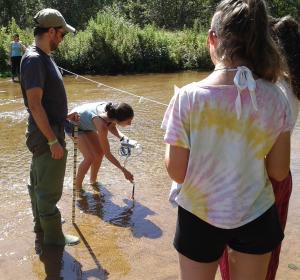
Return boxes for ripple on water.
[0,108,28,123]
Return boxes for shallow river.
[0,72,299,280]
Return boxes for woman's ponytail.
[213,0,284,82]
[105,102,117,119]
[245,0,283,81]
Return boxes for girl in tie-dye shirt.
[163,76,291,228]
[219,15,300,280]
[162,1,292,279]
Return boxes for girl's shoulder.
[256,79,289,103]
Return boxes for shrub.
[1,11,212,76]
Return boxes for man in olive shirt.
[21,8,79,247]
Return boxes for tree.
[119,0,220,30]
[0,0,298,31]
[41,0,114,29]
[0,0,44,27]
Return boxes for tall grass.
[0,11,212,75]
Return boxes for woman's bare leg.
[178,253,219,280]
[90,160,102,185]
[87,133,104,184]
[229,250,271,280]
[76,132,100,190]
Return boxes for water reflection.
[39,245,65,280]
[39,245,82,280]
[73,224,109,280]
[38,239,109,280]
[77,184,162,239]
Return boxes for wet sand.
[0,73,299,279]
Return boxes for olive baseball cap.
[33,8,76,33]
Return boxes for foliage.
[109,0,299,30]
[0,27,9,72]
[0,1,298,75]
[0,1,298,31]
[54,10,211,74]
[41,0,114,30]
[266,0,300,19]
[0,0,43,27]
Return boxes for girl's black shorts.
[174,204,284,263]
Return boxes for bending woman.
[66,102,134,194]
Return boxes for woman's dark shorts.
[174,204,284,263]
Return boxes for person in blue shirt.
[9,33,26,82]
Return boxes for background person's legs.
[15,56,22,81]
[11,56,17,81]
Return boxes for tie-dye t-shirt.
[162,79,292,229]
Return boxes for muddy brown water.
[0,72,299,280]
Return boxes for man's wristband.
[48,138,58,146]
